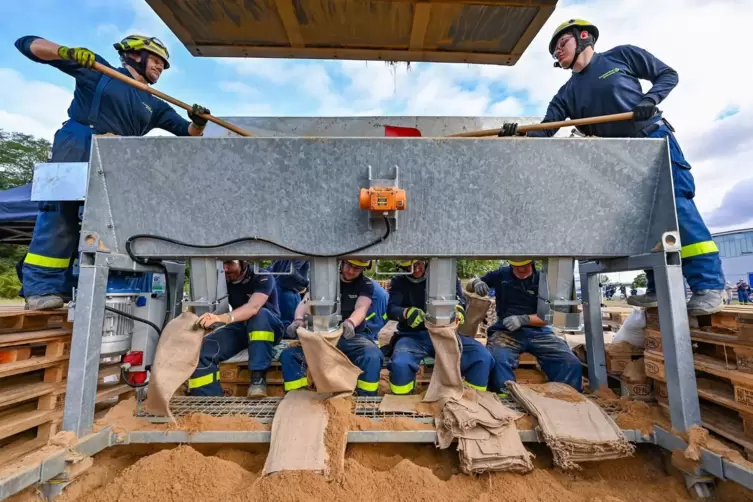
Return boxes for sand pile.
[175,414,269,433]
[38,444,753,502]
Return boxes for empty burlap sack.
[458,293,493,337]
[423,321,463,402]
[144,312,203,418]
[298,327,361,394]
[264,390,329,475]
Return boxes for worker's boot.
[25,294,65,311]
[686,289,724,316]
[247,371,267,398]
[626,292,658,308]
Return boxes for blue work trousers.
[644,125,724,293]
[277,287,302,327]
[487,325,582,394]
[387,331,493,395]
[280,334,383,396]
[188,308,283,396]
[21,121,93,298]
[739,290,750,304]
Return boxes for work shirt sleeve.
[526,88,569,138]
[480,269,502,291]
[617,45,678,105]
[291,260,310,290]
[455,279,467,310]
[358,276,375,301]
[250,274,276,297]
[387,278,406,321]
[149,101,191,136]
[15,35,114,80]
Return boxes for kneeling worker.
[388,260,493,395]
[189,260,284,398]
[281,260,384,395]
[470,260,582,395]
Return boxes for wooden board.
[0,310,68,335]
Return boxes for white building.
[713,228,753,285]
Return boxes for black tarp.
[0,184,37,245]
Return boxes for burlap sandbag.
[144,312,204,418]
[298,327,361,394]
[423,321,464,402]
[457,293,493,337]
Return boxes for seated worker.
[269,260,310,325]
[470,260,582,395]
[189,260,283,398]
[365,277,389,337]
[280,260,384,395]
[387,260,493,395]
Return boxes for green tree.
[0,129,51,190]
[632,273,647,289]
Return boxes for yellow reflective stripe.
[382,313,388,320]
[249,330,275,342]
[390,380,415,395]
[497,392,509,398]
[24,253,71,268]
[284,377,308,391]
[365,312,376,321]
[681,240,719,259]
[464,381,487,392]
[357,380,379,392]
[188,371,220,389]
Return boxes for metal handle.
[253,262,294,276]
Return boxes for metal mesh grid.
[139,394,624,424]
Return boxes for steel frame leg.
[188,258,226,316]
[309,258,339,331]
[580,270,607,390]
[426,258,457,325]
[654,251,701,431]
[63,253,109,436]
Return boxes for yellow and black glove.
[404,307,425,329]
[454,305,465,325]
[57,46,96,68]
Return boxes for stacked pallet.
[0,308,134,464]
[644,306,753,457]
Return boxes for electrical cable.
[124,216,392,327]
[121,366,150,388]
[105,306,163,337]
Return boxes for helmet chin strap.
[124,50,156,84]
[554,28,595,70]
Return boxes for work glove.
[498,122,520,137]
[632,98,658,121]
[286,318,305,338]
[502,314,530,332]
[472,279,490,297]
[454,305,465,325]
[404,307,425,329]
[341,319,356,340]
[57,46,96,68]
[188,104,210,129]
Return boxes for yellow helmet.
[114,35,170,68]
[345,259,372,268]
[398,259,420,268]
[548,19,599,55]
[508,260,533,267]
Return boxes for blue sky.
[1,0,752,234]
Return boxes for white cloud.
[489,97,525,117]
[0,68,71,141]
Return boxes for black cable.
[121,366,149,388]
[125,215,391,259]
[124,216,392,326]
[105,306,163,337]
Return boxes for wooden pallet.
[645,306,753,338]
[604,342,644,375]
[0,309,68,335]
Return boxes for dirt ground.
[6,442,753,502]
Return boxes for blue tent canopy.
[0,183,37,244]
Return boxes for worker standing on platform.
[269,260,310,326]
[470,260,582,395]
[280,260,384,395]
[188,260,283,398]
[14,35,210,311]
[387,260,492,395]
[498,19,725,316]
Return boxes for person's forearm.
[29,38,62,61]
[231,293,267,322]
[188,123,204,136]
[528,314,548,327]
[348,306,368,327]
[293,298,309,320]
